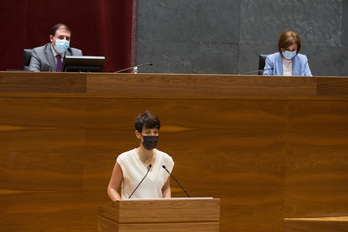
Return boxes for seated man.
[29,23,82,72]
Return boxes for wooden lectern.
[98,197,220,232]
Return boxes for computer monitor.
[62,56,105,72]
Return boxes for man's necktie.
[56,54,62,72]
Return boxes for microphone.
[237,68,273,75]
[114,63,153,73]
[162,165,190,197]
[128,164,152,199]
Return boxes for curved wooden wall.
[0,72,348,232]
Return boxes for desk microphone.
[237,68,273,75]
[162,165,190,197]
[128,164,152,199]
[114,63,153,73]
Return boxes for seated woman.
[263,31,312,76]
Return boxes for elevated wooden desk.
[1,71,348,97]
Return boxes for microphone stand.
[128,164,152,199]
[237,68,273,75]
[114,63,152,73]
[162,165,190,197]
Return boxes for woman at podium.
[107,111,174,201]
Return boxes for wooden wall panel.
[0,191,84,232]
[0,97,86,232]
[285,99,348,217]
[83,98,288,232]
[1,72,348,232]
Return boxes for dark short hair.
[50,23,72,37]
[135,111,161,134]
[278,31,301,54]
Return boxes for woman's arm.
[162,177,171,198]
[263,56,274,76]
[107,162,123,201]
[304,56,312,76]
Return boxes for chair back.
[23,49,33,71]
[258,54,269,75]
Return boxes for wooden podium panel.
[98,198,220,232]
[98,219,218,232]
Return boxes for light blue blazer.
[263,52,312,76]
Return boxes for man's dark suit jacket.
[29,43,83,72]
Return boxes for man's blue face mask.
[54,39,69,53]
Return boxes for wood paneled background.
[1,72,348,232]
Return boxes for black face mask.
[142,136,158,150]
